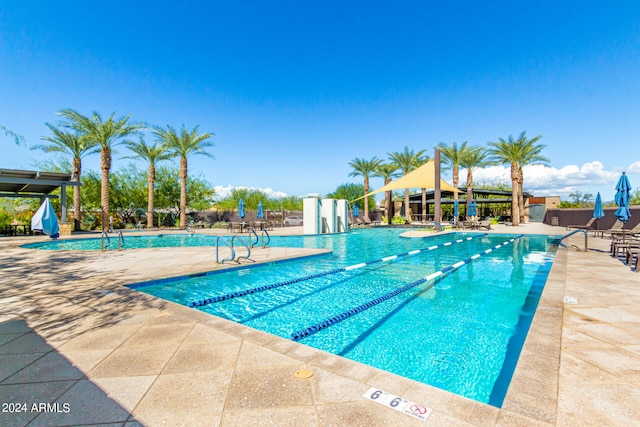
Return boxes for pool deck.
[1,224,639,426]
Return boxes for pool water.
[127,229,558,407]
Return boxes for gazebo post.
[60,184,67,223]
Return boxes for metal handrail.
[215,236,235,263]
[231,235,254,263]
[117,231,125,251]
[261,229,271,248]
[559,229,588,252]
[248,227,259,247]
[101,230,110,251]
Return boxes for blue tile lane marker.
[188,234,489,308]
[290,235,524,342]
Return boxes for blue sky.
[1,1,639,202]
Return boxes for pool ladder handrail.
[559,229,588,252]
[247,227,271,248]
[261,228,270,248]
[117,230,124,251]
[215,235,255,263]
[101,230,110,251]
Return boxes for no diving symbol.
[410,404,427,415]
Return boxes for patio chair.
[600,220,624,238]
[605,222,640,240]
[566,217,596,231]
[477,217,492,230]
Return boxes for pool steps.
[189,234,488,308]
[290,234,524,342]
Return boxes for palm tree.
[1,124,25,145]
[460,146,494,216]
[58,109,145,231]
[488,131,547,225]
[436,141,470,204]
[154,125,215,229]
[124,138,172,229]
[348,157,382,221]
[388,146,427,221]
[32,123,100,231]
[373,163,400,224]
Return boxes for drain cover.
[293,369,313,379]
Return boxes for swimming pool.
[127,229,559,407]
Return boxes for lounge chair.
[354,217,365,226]
[604,221,639,239]
[566,217,596,231]
[477,217,492,230]
[600,220,624,238]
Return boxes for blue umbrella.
[614,172,631,223]
[257,201,264,219]
[468,200,477,217]
[31,198,60,239]
[238,199,245,220]
[353,204,359,218]
[593,192,605,230]
[453,200,459,222]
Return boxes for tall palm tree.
[124,138,172,229]
[32,123,100,231]
[58,109,145,231]
[154,125,215,229]
[460,146,494,216]
[388,146,427,221]
[1,124,25,145]
[436,141,470,204]
[488,131,547,226]
[373,163,400,224]
[348,157,382,221]
[417,155,432,221]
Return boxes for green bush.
[392,216,405,224]
[212,221,229,229]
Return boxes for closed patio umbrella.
[614,172,631,225]
[468,200,477,218]
[238,199,245,220]
[353,204,359,218]
[453,200,459,224]
[593,192,605,230]
[31,198,60,239]
[257,201,264,219]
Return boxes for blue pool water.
[123,229,559,407]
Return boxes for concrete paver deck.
[1,224,639,426]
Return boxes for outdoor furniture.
[566,217,596,231]
[477,217,493,230]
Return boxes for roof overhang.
[0,168,80,199]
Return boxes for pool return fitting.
[189,234,488,308]
[290,234,524,342]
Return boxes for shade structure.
[31,198,60,238]
[238,199,245,220]
[356,160,459,200]
[257,201,264,219]
[614,172,631,223]
[353,204,359,218]
[468,200,477,217]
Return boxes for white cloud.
[628,161,640,174]
[459,161,621,198]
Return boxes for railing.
[261,229,271,248]
[248,228,259,247]
[231,235,254,263]
[117,231,125,251]
[215,236,235,263]
[559,229,588,252]
[101,230,110,251]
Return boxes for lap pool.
[121,228,559,407]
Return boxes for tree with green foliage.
[1,124,25,145]
[348,157,382,221]
[58,109,145,231]
[124,138,172,228]
[460,146,494,215]
[32,123,100,231]
[388,146,427,220]
[373,163,400,224]
[153,125,214,229]
[327,183,376,212]
[488,131,547,225]
[436,141,470,208]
